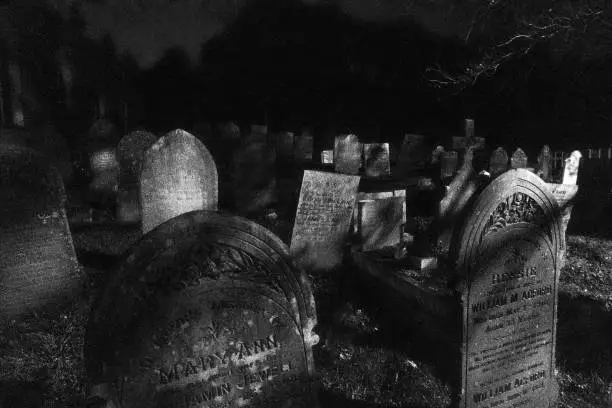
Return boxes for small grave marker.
[357,196,404,251]
[489,147,509,177]
[536,145,553,182]
[363,143,391,178]
[334,134,362,175]
[233,140,277,215]
[290,170,360,271]
[510,148,528,169]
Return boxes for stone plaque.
[440,151,459,179]
[0,145,81,319]
[363,143,391,178]
[277,131,295,159]
[334,134,362,175]
[140,129,218,234]
[85,211,318,408]
[294,131,313,162]
[454,169,561,408]
[116,131,158,223]
[562,151,582,185]
[357,196,404,251]
[396,134,429,175]
[233,140,277,215]
[489,147,509,177]
[510,148,528,169]
[290,170,360,271]
[536,145,552,182]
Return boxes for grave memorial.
[334,134,362,175]
[357,196,404,251]
[85,211,319,408]
[441,151,459,180]
[140,129,218,234]
[510,148,528,169]
[0,145,81,318]
[233,138,277,216]
[562,151,582,185]
[396,134,430,176]
[321,150,333,164]
[489,147,509,178]
[363,143,391,178]
[294,130,313,162]
[290,170,360,271]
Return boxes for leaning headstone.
[562,150,582,185]
[489,147,509,177]
[396,134,429,176]
[357,196,404,251]
[536,145,553,182]
[0,145,81,319]
[233,140,277,215]
[334,134,362,175]
[140,129,218,234]
[116,131,158,223]
[290,170,360,271]
[440,151,459,179]
[510,148,528,169]
[294,130,314,162]
[85,211,319,408]
[363,143,391,178]
[453,169,561,408]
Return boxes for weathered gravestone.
[536,145,553,182]
[85,211,319,408]
[357,196,404,251]
[363,143,391,178]
[396,134,430,176]
[453,168,561,408]
[233,139,277,216]
[441,151,459,180]
[489,147,509,178]
[140,129,218,234]
[290,170,360,272]
[562,151,582,185]
[116,131,158,223]
[510,148,528,169]
[321,150,333,164]
[0,145,81,319]
[294,130,314,163]
[334,134,362,175]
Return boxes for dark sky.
[52,0,467,68]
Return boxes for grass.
[2,229,612,407]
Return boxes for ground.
[1,230,612,407]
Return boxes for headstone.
[334,134,362,175]
[233,140,277,216]
[217,122,241,141]
[85,211,319,408]
[294,130,314,162]
[546,183,578,257]
[290,170,360,271]
[489,147,509,177]
[432,145,445,164]
[0,145,81,319]
[116,131,158,223]
[510,148,528,169]
[357,196,404,251]
[440,151,459,179]
[277,131,295,159]
[396,134,429,175]
[363,143,391,178]
[536,145,552,182]
[140,129,218,234]
[452,137,486,151]
[453,169,561,408]
[465,118,475,139]
[562,151,582,185]
[89,148,120,206]
[321,150,333,164]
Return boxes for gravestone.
[452,137,486,151]
[453,169,561,408]
[489,147,509,177]
[116,131,158,223]
[510,148,528,169]
[89,148,120,209]
[396,134,429,176]
[321,150,333,164]
[363,143,391,178]
[277,131,295,159]
[536,145,552,182]
[562,151,582,185]
[233,140,277,216]
[334,134,362,175]
[546,183,578,262]
[85,211,319,408]
[294,130,314,162]
[0,145,81,319]
[357,196,404,251]
[140,129,218,234]
[440,151,459,179]
[290,170,360,271]
[432,145,445,164]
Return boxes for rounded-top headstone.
[0,145,81,319]
[85,210,318,408]
[140,129,219,234]
[452,169,562,408]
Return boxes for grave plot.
[351,169,563,408]
[85,210,318,408]
[0,144,81,319]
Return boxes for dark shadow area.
[0,379,49,408]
